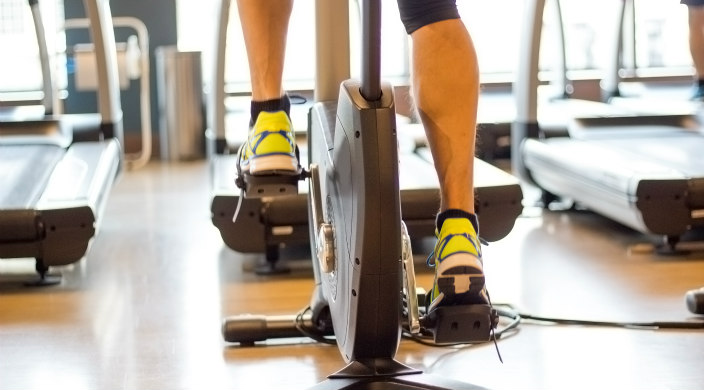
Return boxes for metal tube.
[28,0,58,115]
[360,0,381,101]
[81,0,123,141]
[222,313,321,343]
[514,0,544,124]
[602,0,628,101]
[553,0,569,98]
[209,0,230,142]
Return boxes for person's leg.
[236,0,297,175]
[410,19,478,214]
[238,0,293,102]
[686,5,704,99]
[399,0,486,309]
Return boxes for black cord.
[497,303,704,330]
[517,312,704,330]
[293,303,704,350]
[294,306,336,345]
[401,304,704,350]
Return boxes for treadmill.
[208,0,524,273]
[512,0,704,250]
[0,0,123,284]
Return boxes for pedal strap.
[235,145,304,199]
[421,304,498,344]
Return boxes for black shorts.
[682,0,704,6]
[397,0,460,34]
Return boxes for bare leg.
[237,0,293,101]
[410,19,479,214]
[688,6,704,79]
[235,1,297,177]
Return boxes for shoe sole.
[244,155,298,175]
[436,254,486,305]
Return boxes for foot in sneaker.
[692,85,704,101]
[427,214,488,312]
[237,110,298,175]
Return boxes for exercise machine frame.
[0,0,123,284]
[222,1,503,388]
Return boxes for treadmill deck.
[0,140,121,266]
[524,124,704,237]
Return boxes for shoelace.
[248,129,294,155]
[485,289,503,363]
[426,232,483,267]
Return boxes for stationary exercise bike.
[226,1,497,388]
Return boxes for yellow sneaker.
[427,217,487,312]
[238,111,298,175]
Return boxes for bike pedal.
[421,304,498,344]
[236,170,303,199]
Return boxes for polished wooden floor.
[1,160,703,390]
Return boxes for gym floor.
[1,160,703,390]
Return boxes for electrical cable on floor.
[515,310,704,330]
[294,303,704,351]
[294,306,336,345]
[402,303,704,350]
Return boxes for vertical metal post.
[514,0,544,125]
[511,0,545,183]
[628,0,636,72]
[553,0,569,98]
[314,0,350,102]
[602,0,628,101]
[81,0,123,141]
[208,0,230,149]
[360,0,381,101]
[28,0,58,115]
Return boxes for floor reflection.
[1,161,703,389]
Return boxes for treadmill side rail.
[0,139,121,266]
[37,140,121,222]
[40,140,121,266]
[524,137,693,237]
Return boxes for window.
[0,0,26,34]
[175,0,694,93]
[177,0,410,93]
[632,2,690,73]
[0,0,64,94]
